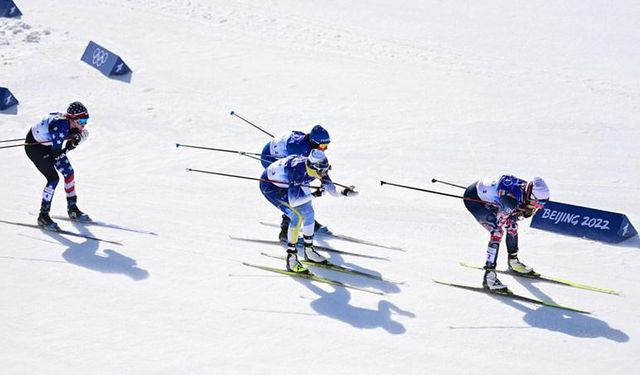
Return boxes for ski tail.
[0,219,123,246]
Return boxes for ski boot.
[279,214,290,242]
[302,235,328,264]
[68,204,91,223]
[286,247,309,274]
[482,268,509,294]
[313,220,330,234]
[508,254,538,277]
[37,211,61,232]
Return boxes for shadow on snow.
[295,278,415,335]
[42,222,149,281]
[498,278,629,342]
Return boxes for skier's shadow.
[313,237,401,294]
[498,279,628,342]
[42,223,149,281]
[294,278,415,334]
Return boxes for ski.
[243,262,384,295]
[0,219,123,246]
[260,252,404,284]
[50,215,158,236]
[433,279,591,314]
[459,262,620,295]
[259,221,404,252]
[229,236,390,261]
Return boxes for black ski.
[243,262,384,295]
[433,279,591,314]
[0,219,123,246]
[260,252,403,284]
[229,236,389,261]
[259,221,404,251]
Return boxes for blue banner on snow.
[531,201,637,244]
[80,41,132,77]
[0,0,22,17]
[0,87,19,110]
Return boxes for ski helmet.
[309,125,330,149]
[66,101,89,119]
[306,149,331,178]
[525,177,550,208]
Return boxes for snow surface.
[2,1,639,374]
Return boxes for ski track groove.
[98,0,640,101]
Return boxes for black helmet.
[66,101,89,119]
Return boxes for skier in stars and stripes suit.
[24,101,91,231]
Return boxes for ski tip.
[186,168,191,172]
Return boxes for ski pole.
[0,140,55,150]
[0,137,25,143]
[380,180,493,205]
[431,178,466,189]
[186,168,321,189]
[176,143,268,162]
[230,111,274,138]
[175,143,263,156]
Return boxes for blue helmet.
[309,125,330,147]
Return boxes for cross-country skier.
[259,149,358,273]
[259,125,332,240]
[24,101,91,231]
[463,175,550,292]
[259,124,331,168]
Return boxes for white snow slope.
[2,1,639,374]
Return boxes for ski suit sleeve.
[49,119,71,157]
[321,175,341,197]
[286,131,311,157]
[287,161,313,207]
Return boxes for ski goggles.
[306,162,331,178]
[78,117,89,125]
[316,143,329,151]
[528,199,548,210]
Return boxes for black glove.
[66,129,89,152]
[341,185,359,197]
[312,186,325,197]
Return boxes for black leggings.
[24,131,79,212]
[24,131,59,188]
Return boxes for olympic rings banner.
[80,41,132,77]
[0,87,19,110]
[0,0,22,18]
[531,200,638,244]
